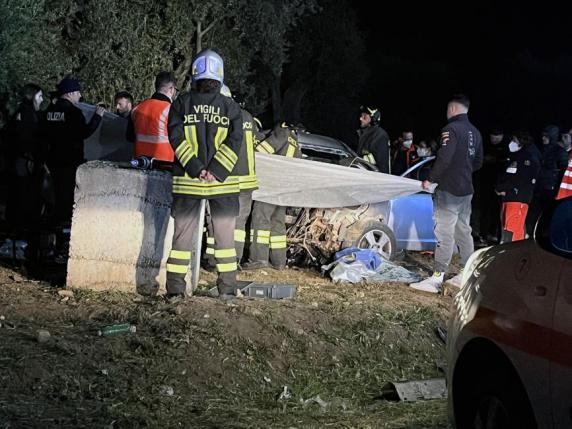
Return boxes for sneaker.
[218,293,235,302]
[446,271,463,288]
[241,260,270,271]
[409,272,444,293]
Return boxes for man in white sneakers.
[410,94,483,293]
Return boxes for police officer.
[166,49,243,301]
[410,94,483,293]
[495,131,541,242]
[243,122,300,270]
[357,106,390,173]
[44,77,104,225]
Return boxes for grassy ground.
[0,260,452,429]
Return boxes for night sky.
[355,2,572,142]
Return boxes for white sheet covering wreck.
[78,103,434,208]
[253,153,434,208]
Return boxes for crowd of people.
[1,47,571,299]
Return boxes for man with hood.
[526,125,568,231]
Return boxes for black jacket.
[5,102,44,170]
[168,89,243,198]
[43,98,102,168]
[537,126,568,192]
[256,123,300,158]
[428,113,483,196]
[496,145,541,204]
[231,108,265,192]
[357,125,390,173]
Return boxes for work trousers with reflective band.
[433,190,474,274]
[501,202,528,243]
[235,191,253,262]
[166,196,239,295]
[249,201,287,267]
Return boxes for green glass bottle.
[98,324,136,337]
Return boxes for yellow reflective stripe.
[214,127,228,150]
[173,175,239,186]
[257,237,270,244]
[245,130,255,176]
[270,242,287,249]
[257,230,271,237]
[216,262,237,273]
[286,143,296,158]
[167,263,188,274]
[214,151,234,172]
[219,143,238,164]
[206,247,215,255]
[270,235,287,242]
[206,237,215,245]
[170,250,190,260]
[235,229,246,242]
[173,185,239,196]
[214,248,236,258]
[256,141,275,154]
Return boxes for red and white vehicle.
[447,196,572,429]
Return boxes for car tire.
[455,363,537,429]
[344,220,396,261]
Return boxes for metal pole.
[190,198,206,293]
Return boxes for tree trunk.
[271,75,282,125]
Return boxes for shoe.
[446,271,463,288]
[271,264,286,271]
[241,261,270,271]
[165,293,185,304]
[409,272,444,293]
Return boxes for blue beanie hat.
[57,78,81,95]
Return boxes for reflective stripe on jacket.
[131,95,174,162]
[167,89,243,199]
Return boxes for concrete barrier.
[66,161,176,294]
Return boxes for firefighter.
[242,122,300,270]
[129,72,178,162]
[357,106,390,173]
[204,86,265,266]
[165,49,243,301]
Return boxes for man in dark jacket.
[392,130,419,175]
[410,94,483,293]
[495,131,540,242]
[526,124,568,231]
[43,77,104,225]
[357,106,390,173]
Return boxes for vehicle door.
[549,197,572,428]
[387,157,436,251]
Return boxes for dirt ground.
[0,252,454,429]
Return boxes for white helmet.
[192,49,224,83]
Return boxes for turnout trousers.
[166,195,239,296]
[248,201,287,268]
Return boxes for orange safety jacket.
[131,93,174,162]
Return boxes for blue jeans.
[433,190,474,273]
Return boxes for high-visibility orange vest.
[131,98,174,162]
[556,157,572,200]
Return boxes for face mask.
[417,148,430,157]
[508,141,520,152]
[403,139,413,149]
[33,91,43,111]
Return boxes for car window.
[550,198,572,254]
[300,147,350,165]
[402,157,434,181]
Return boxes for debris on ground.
[36,329,51,343]
[379,378,447,402]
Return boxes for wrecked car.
[286,132,436,266]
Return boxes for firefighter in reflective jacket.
[357,105,390,173]
[129,71,178,162]
[243,122,300,270]
[165,50,243,300]
[205,87,266,265]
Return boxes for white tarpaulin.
[252,153,435,208]
[78,103,434,209]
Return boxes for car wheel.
[456,364,537,429]
[345,220,396,261]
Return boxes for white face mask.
[417,148,430,157]
[33,91,43,111]
[403,139,413,149]
[508,141,520,153]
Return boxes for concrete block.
[67,161,177,294]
